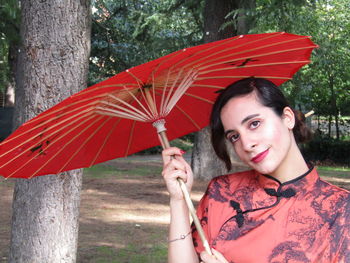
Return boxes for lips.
[251,149,269,163]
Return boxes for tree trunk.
[191,0,254,179]
[9,1,91,262]
[329,75,339,139]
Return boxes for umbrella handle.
[176,177,213,256]
[158,130,213,256]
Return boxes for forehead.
[221,93,265,119]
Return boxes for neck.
[270,139,309,183]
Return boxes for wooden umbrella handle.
[158,130,213,256]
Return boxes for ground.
[1,157,349,263]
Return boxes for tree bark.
[9,1,91,262]
[191,0,254,179]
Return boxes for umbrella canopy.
[0,32,317,179]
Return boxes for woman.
[162,78,350,263]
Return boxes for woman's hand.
[200,249,229,263]
[162,147,194,200]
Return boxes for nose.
[240,134,257,152]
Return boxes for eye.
[228,133,240,143]
[250,120,260,129]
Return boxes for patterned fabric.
[192,167,350,263]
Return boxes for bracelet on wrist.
[167,230,191,243]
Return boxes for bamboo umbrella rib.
[159,67,172,116]
[174,104,201,130]
[68,83,140,100]
[162,67,186,116]
[151,73,158,115]
[29,115,105,179]
[198,60,312,76]
[58,116,113,173]
[95,106,147,122]
[22,93,112,126]
[167,33,287,71]
[1,111,95,169]
[5,114,96,179]
[99,95,151,121]
[124,120,137,157]
[117,84,155,120]
[99,99,148,120]
[195,46,316,72]
[89,118,122,168]
[1,103,98,146]
[196,75,292,81]
[125,69,144,87]
[165,70,197,115]
[0,108,96,159]
[179,36,313,71]
[182,92,216,105]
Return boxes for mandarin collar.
[257,165,317,193]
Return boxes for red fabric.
[192,167,350,262]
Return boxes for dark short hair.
[210,77,312,171]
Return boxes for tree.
[191,0,255,180]
[0,0,20,103]
[89,0,203,85]
[252,0,350,139]
[8,1,91,262]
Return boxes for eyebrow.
[241,113,260,125]
[224,113,260,138]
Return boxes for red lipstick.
[251,149,269,163]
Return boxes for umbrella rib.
[98,94,151,121]
[29,115,105,179]
[89,118,122,167]
[95,106,146,122]
[1,102,98,145]
[174,104,201,130]
[125,120,136,157]
[161,67,187,116]
[0,108,96,160]
[124,70,158,118]
[198,60,312,75]
[182,92,216,105]
[169,32,283,70]
[58,116,112,173]
[99,97,149,120]
[5,114,96,179]
[69,83,140,100]
[195,46,316,72]
[119,86,155,120]
[196,75,292,81]
[181,35,313,70]
[165,69,198,115]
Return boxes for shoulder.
[203,169,256,203]
[208,169,255,187]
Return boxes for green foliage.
[89,0,204,85]
[302,136,350,166]
[0,0,20,92]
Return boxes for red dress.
[192,167,350,263]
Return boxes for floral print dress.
[192,167,350,263]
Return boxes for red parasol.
[0,32,317,254]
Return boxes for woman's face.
[220,92,295,175]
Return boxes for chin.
[249,161,279,176]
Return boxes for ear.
[282,107,295,130]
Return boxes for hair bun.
[293,109,313,143]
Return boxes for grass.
[91,243,167,263]
[83,164,162,178]
[318,166,350,172]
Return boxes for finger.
[163,158,187,175]
[162,147,185,164]
[200,251,215,263]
